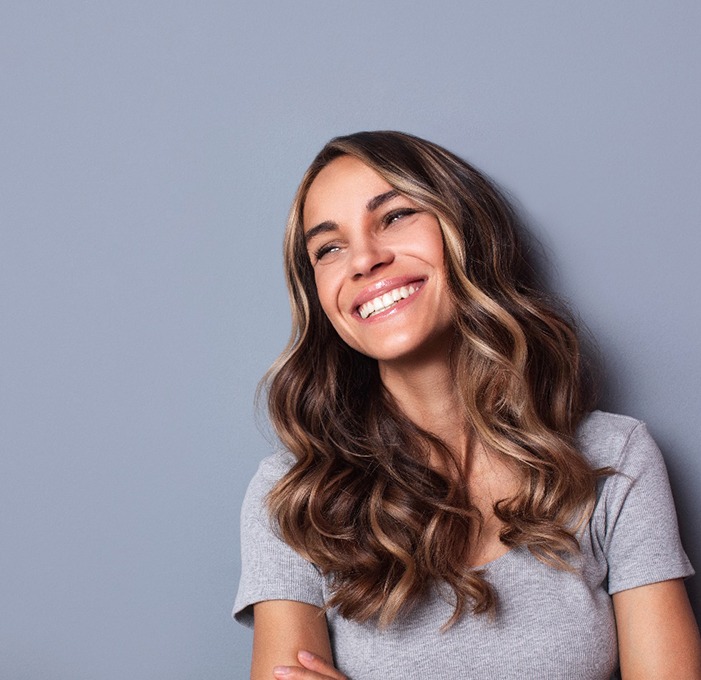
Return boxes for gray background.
[2,1,699,678]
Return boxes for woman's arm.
[251,600,345,680]
[613,578,701,679]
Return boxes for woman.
[234,131,701,679]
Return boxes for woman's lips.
[357,282,423,319]
[351,277,426,320]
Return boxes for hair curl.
[264,131,604,628]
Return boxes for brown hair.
[264,131,603,628]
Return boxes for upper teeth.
[358,284,419,319]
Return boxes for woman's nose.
[349,236,394,279]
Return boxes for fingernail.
[273,666,291,677]
[298,650,315,661]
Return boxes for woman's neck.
[379,353,468,458]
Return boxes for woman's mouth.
[357,283,422,319]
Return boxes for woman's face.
[302,155,455,366]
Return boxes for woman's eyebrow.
[304,190,400,245]
[366,189,399,212]
[304,221,337,245]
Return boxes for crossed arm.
[250,579,701,680]
[251,600,346,680]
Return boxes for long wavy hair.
[264,131,603,628]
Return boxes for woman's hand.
[273,650,348,679]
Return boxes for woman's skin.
[251,601,339,679]
[250,156,701,680]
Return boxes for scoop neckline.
[471,545,522,572]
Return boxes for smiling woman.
[233,131,701,680]
[303,155,453,365]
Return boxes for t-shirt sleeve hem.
[608,563,695,596]
[233,587,327,628]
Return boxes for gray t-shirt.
[234,411,693,679]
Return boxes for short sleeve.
[233,453,325,628]
[600,422,694,594]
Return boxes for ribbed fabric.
[234,411,693,679]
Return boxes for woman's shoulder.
[577,414,694,592]
[243,449,296,503]
[575,409,661,472]
[255,449,296,480]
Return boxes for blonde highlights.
[264,131,603,628]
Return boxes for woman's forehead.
[302,156,395,231]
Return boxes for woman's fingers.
[271,664,340,680]
[272,650,348,679]
[297,650,347,678]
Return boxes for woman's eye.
[313,243,340,261]
[383,208,418,225]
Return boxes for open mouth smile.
[357,283,423,319]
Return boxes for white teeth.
[358,283,421,319]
